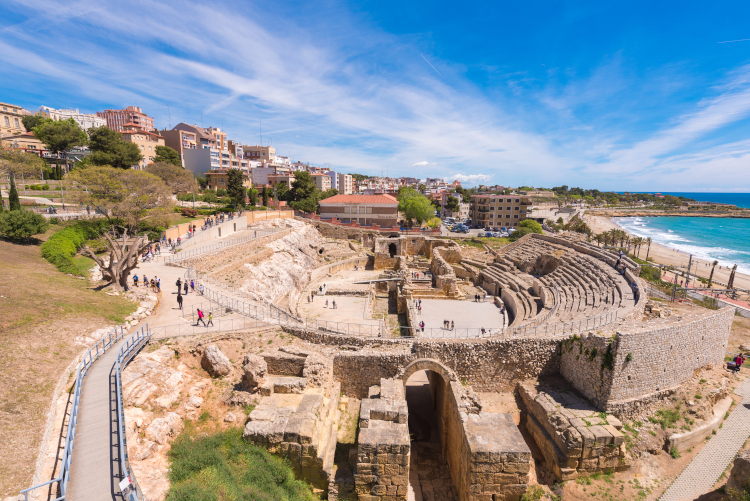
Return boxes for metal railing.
[22,325,128,501]
[114,326,152,501]
[164,228,283,264]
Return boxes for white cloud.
[412,161,433,166]
[445,173,493,184]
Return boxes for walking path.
[65,337,129,501]
[660,376,750,501]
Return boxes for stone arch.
[388,242,397,258]
[397,358,457,388]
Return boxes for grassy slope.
[0,232,133,497]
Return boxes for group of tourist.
[731,354,746,373]
[141,243,161,262]
[325,299,337,309]
[194,308,214,327]
[410,271,423,279]
[443,319,455,330]
[132,274,160,292]
[473,293,486,302]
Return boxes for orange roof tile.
[319,194,398,205]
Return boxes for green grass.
[167,427,318,501]
[649,407,682,430]
[71,255,95,278]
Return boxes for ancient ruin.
[116,217,735,501]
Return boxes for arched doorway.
[388,242,397,258]
[399,360,459,500]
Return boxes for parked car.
[484,227,491,231]
[493,227,500,232]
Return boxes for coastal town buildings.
[0,131,47,156]
[338,173,353,194]
[318,194,399,226]
[0,102,27,136]
[38,106,106,130]
[243,145,276,164]
[205,168,252,190]
[311,172,332,191]
[469,194,532,228]
[96,106,154,132]
[121,123,165,169]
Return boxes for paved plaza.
[299,295,381,326]
[414,298,505,337]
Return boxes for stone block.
[372,485,387,496]
[491,473,518,484]
[503,462,531,474]
[576,426,596,449]
[391,475,408,486]
[588,425,612,446]
[601,425,624,446]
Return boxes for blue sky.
[2,0,750,190]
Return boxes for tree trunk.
[708,264,716,288]
[82,230,149,291]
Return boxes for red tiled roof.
[319,194,398,205]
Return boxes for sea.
[620,192,750,209]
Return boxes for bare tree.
[81,229,150,290]
[146,161,199,194]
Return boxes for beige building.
[311,172,332,191]
[121,123,165,169]
[205,168,252,190]
[469,194,532,228]
[97,106,154,132]
[244,145,276,163]
[337,173,353,194]
[0,132,47,156]
[318,194,399,226]
[0,102,27,136]
[160,128,197,167]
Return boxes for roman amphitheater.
[30,213,740,501]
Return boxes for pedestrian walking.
[481,327,486,336]
[190,280,195,292]
[184,282,189,295]
[332,300,337,309]
[133,274,139,287]
[176,278,182,293]
[451,320,455,331]
[207,312,214,326]
[196,309,207,326]
[325,299,329,308]
[143,275,148,287]
[177,293,183,309]
[156,277,161,291]
[199,284,204,295]
[420,321,425,332]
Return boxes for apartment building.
[160,128,197,168]
[0,102,27,136]
[318,194,399,226]
[311,172,332,191]
[469,194,532,228]
[205,168,252,190]
[337,173,353,194]
[96,106,154,132]
[39,106,106,130]
[121,123,165,169]
[0,132,48,156]
[243,145,276,163]
[206,127,227,151]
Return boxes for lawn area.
[0,238,135,498]
[167,426,318,501]
[457,236,512,250]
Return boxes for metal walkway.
[660,376,750,501]
[65,337,129,501]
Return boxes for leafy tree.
[196,176,207,189]
[403,195,435,225]
[446,195,460,212]
[508,227,534,241]
[320,188,338,200]
[67,165,173,232]
[146,162,198,194]
[0,149,47,179]
[262,187,271,206]
[288,171,316,202]
[21,114,45,132]
[397,187,420,211]
[32,118,88,171]
[201,190,218,204]
[153,145,181,166]
[8,176,21,211]
[274,181,289,202]
[226,169,246,209]
[247,188,258,206]
[426,217,441,229]
[86,126,143,169]
[289,197,318,213]
[518,219,543,233]
[0,209,49,242]
[350,173,370,182]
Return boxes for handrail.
[164,228,283,264]
[22,325,127,501]
[114,326,152,501]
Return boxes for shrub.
[167,427,316,501]
[49,217,60,225]
[0,210,50,242]
[670,447,681,459]
[180,208,198,217]
[40,219,112,275]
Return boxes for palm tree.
[645,237,652,261]
[609,228,617,247]
[708,260,718,287]
[632,237,643,257]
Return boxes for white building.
[39,106,106,130]
[337,173,353,194]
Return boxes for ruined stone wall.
[332,351,414,398]
[560,307,734,418]
[309,256,371,284]
[501,288,521,326]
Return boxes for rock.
[135,418,143,428]
[224,412,237,423]
[187,396,203,408]
[241,354,268,389]
[727,450,750,493]
[145,412,183,445]
[740,343,750,353]
[201,345,232,377]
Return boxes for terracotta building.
[318,194,399,226]
[121,123,165,169]
[96,106,154,132]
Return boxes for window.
[514,214,519,219]
[515,199,520,203]
[4,117,8,127]
[366,207,373,214]
[343,206,350,213]
[14,118,19,128]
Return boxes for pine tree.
[8,176,21,211]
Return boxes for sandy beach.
[584,214,750,292]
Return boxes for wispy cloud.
[2,1,750,189]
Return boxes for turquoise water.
[614,216,750,274]
[619,192,750,208]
